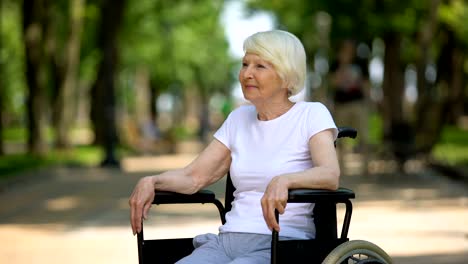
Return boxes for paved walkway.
[0,154,467,264]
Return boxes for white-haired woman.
[129,30,340,264]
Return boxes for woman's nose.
[242,66,253,79]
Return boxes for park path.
[0,153,467,264]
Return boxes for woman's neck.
[255,100,295,121]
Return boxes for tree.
[246,0,468,162]
[90,0,126,166]
[169,0,233,142]
[120,0,233,147]
[0,67,3,155]
[52,0,85,148]
[437,0,468,124]
[22,0,53,155]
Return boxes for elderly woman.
[129,30,340,264]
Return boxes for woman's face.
[239,52,287,104]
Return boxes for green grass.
[367,114,468,166]
[1,125,137,180]
[1,126,105,179]
[2,126,27,142]
[368,112,383,145]
[0,154,48,177]
[0,145,103,180]
[432,125,468,166]
[360,113,468,167]
[341,112,383,147]
[3,126,54,142]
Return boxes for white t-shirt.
[214,101,337,239]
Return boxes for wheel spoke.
[322,240,392,264]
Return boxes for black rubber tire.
[322,240,392,264]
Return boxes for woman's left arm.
[261,128,340,232]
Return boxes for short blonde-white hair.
[243,30,307,96]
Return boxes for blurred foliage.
[1,0,467,171]
[245,0,449,59]
[169,125,194,141]
[120,0,235,112]
[79,1,101,85]
[246,0,468,161]
[439,0,468,44]
[0,1,27,123]
[1,0,234,156]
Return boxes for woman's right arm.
[129,139,231,235]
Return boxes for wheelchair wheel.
[322,240,392,264]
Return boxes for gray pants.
[176,232,272,264]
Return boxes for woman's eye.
[257,64,266,68]
[241,62,248,67]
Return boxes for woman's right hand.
[129,176,156,235]
[128,140,231,235]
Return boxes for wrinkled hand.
[129,176,156,235]
[260,176,289,232]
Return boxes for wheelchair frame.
[136,127,392,264]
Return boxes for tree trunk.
[381,32,415,168]
[446,46,465,124]
[22,0,51,155]
[90,0,125,166]
[415,26,466,154]
[149,81,160,128]
[198,89,210,144]
[53,0,85,148]
[194,66,210,143]
[0,82,4,155]
[415,0,439,123]
[135,66,151,129]
[382,32,405,139]
[413,0,441,155]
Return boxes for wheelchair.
[136,127,392,264]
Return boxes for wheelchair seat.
[136,127,392,264]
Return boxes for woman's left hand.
[261,176,290,232]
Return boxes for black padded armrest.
[154,188,355,204]
[288,187,355,203]
[337,127,357,139]
[153,189,217,205]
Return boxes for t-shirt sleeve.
[213,111,233,150]
[306,103,338,140]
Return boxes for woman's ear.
[283,80,292,96]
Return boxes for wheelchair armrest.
[153,190,217,205]
[337,127,357,139]
[153,190,227,224]
[288,187,355,203]
[274,188,355,243]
